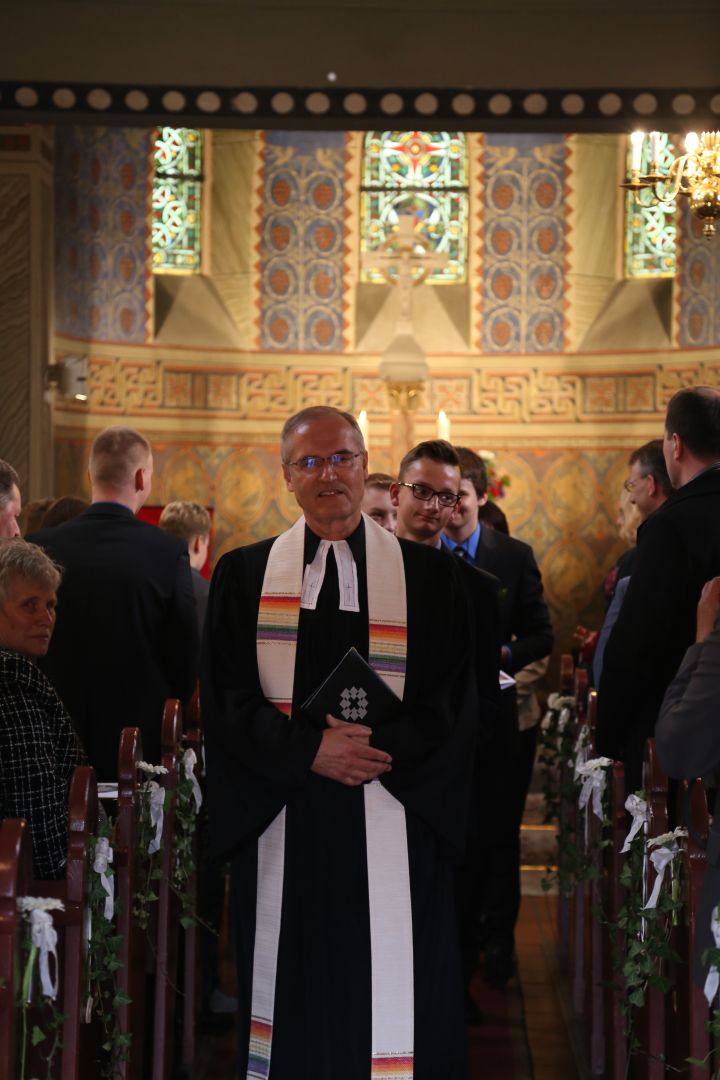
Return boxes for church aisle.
[192,893,581,1080]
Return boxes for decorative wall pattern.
[258,131,348,353]
[482,134,566,354]
[55,126,151,343]
[677,201,720,348]
[72,353,720,422]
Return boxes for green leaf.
[31,1025,46,1046]
[628,989,645,1008]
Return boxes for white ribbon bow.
[644,842,679,910]
[622,794,649,853]
[145,780,165,855]
[577,757,612,823]
[182,748,203,813]
[573,728,590,779]
[704,906,720,1005]
[93,836,115,920]
[30,909,60,1000]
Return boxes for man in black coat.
[391,438,501,1017]
[28,426,198,779]
[598,386,720,796]
[442,446,553,987]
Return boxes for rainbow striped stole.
[252,514,412,1080]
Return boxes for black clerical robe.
[201,520,477,1080]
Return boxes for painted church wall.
[51,125,720,661]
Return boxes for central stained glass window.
[361,131,468,284]
[152,127,203,273]
[624,132,677,278]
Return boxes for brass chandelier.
[621,130,720,238]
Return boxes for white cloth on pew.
[622,794,649,853]
[703,905,720,1005]
[182,748,203,812]
[145,781,166,855]
[17,897,64,1001]
[644,829,686,910]
[93,836,115,920]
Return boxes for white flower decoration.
[137,761,169,776]
[17,896,65,914]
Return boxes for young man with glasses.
[202,407,478,1079]
[441,446,553,988]
[391,439,502,1020]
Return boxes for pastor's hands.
[696,577,720,642]
[311,713,392,786]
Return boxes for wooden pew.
[584,690,605,1076]
[603,761,628,1080]
[636,738,669,1080]
[114,726,146,1080]
[30,765,98,1080]
[152,699,183,1080]
[0,819,32,1078]
[182,686,203,1071]
[571,667,589,1016]
[668,778,711,1077]
[557,653,575,971]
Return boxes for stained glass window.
[152,128,203,273]
[361,131,468,284]
[624,132,677,278]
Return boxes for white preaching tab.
[300,539,360,613]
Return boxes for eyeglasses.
[284,451,364,474]
[623,474,648,492]
[397,481,460,508]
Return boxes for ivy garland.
[133,765,170,932]
[537,693,577,825]
[16,899,65,1080]
[172,751,201,930]
[86,826,132,1079]
[610,824,686,1060]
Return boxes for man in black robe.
[202,407,477,1080]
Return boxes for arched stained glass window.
[152,128,203,273]
[624,132,677,278]
[361,131,468,284]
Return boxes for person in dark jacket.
[28,426,198,779]
[656,575,720,988]
[598,387,720,796]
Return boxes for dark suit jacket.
[464,526,553,676]
[655,623,720,986]
[29,502,198,779]
[192,567,210,640]
[597,467,720,771]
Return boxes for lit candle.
[685,131,700,155]
[357,409,369,449]
[437,410,451,442]
[649,130,661,165]
[630,130,645,172]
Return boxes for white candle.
[437,410,451,442]
[357,409,369,449]
[630,130,645,172]
[685,131,700,155]
[649,130,661,165]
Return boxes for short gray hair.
[89,426,152,491]
[0,459,20,507]
[280,407,364,463]
[0,540,62,607]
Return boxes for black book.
[301,647,401,727]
